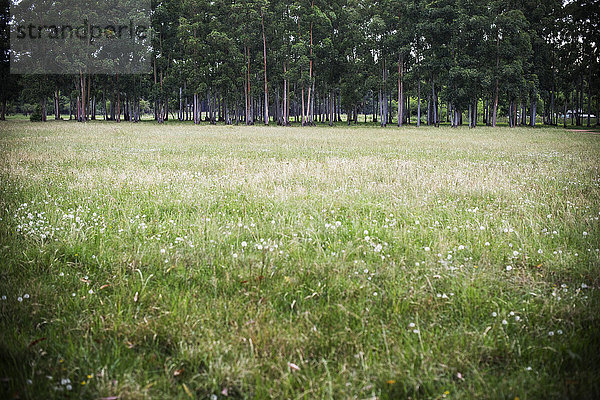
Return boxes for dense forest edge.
[0,0,598,129]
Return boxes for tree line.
[1,0,598,128]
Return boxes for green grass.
[0,120,599,399]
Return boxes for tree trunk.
[431,78,437,127]
[398,54,403,127]
[550,82,555,125]
[260,10,269,125]
[587,69,592,127]
[54,88,60,120]
[492,33,500,127]
[417,80,421,127]
[579,75,584,126]
[531,89,537,127]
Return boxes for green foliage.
[29,105,42,121]
[0,0,598,126]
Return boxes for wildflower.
[513,251,519,257]
[23,294,30,299]
[287,362,300,371]
[412,329,420,334]
[160,249,166,254]
[506,265,513,271]
[502,320,508,325]
[1,295,5,300]
[515,316,521,322]
[17,296,23,302]
[485,242,490,246]
[557,330,563,335]
[424,247,431,252]
[526,366,532,371]
[548,331,554,336]
[408,323,416,328]
[583,232,588,236]
[88,289,93,295]
[538,249,543,254]
[492,312,497,317]
[241,241,247,247]
[232,253,238,258]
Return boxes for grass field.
[0,120,599,399]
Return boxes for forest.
[1,0,598,129]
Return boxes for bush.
[30,105,42,122]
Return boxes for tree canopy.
[1,0,598,127]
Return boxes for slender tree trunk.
[310,81,315,125]
[550,81,555,125]
[492,33,500,127]
[530,88,537,127]
[579,74,584,126]
[116,73,121,123]
[284,63,289,125]
[587,69,592,127]
[246,45,251,125]
[417,80,421,127]
[179,87,183,121]
[86,74,91,121]
[563,98,567,128]
[54,88,60,120]
[301,84,306,126]
[398,54,403,127]
[260,10,269,125]
[431,77,437,127]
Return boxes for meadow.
[0,120,599,399]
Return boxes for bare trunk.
[261,10,269,125]
[431,78,437,127]
[54,88,60,120]
[587,69,592,127]
[398,54,403,127]
[417,80,421,127]
[492,34,499,127]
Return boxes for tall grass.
[0,120,599,399]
